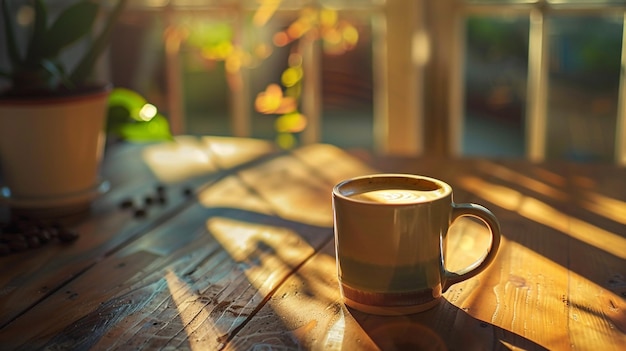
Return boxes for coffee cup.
[332,173,501,315]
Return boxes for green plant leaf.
[107,88,172,141]
[71,0,128,84]
[40,59,72,89]
[1,0,22,67]
[25,0,49,63]
[39,1,99,58]
[115,114,173,142]
[108,88,146,111]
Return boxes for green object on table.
[107,88,173,142]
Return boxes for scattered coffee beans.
[144,196,154,206]
[0,217,80,256]
[118,183,190,218]
[133,208,147,218]
[58,228,80,243]
[119,199,134,209]
[156,184,166,194]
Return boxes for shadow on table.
[348,298,549,351]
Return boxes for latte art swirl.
[349,189,443,204]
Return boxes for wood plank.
[490,160,626,349]
[0,144,372,349]
[0,136,278,329]
[371,158,569,348]
[2,143,623,349]
[227,231,559,350]
[563,162,626,350]
[450,159,625,350]
[224,157,570,349]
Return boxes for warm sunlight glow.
[208,213,345,348]
[582,192,626,225]
[412,31,430,66]
[16,5,34,26]
[476,160,569,201]
[531,167,567,187]
[458,176,523,211]
[208,217,315,292]
[197,177,273,215]
[254,84,297,115]
[446,218,492,273]
[275,113,307,133]
[281,67,303,87]
[142,136,217,182]
[276,133,297,149]
[458,176,626,260]
[200,136,276,169]
[164,26,186,54]
[323,308,346,350]
[319,8,338,28]
[138,104,157,121]
[165,270,215,350]
[234,158,340,227]
[290,144,377,184]
[273,31,290,47]
[485,234,625,346]
[487,237,569,338]
[252,0,281,27]
[342,24,359,46]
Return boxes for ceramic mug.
[332,173,501,315]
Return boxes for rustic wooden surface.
[0,136,624,350]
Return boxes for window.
[107,0,626,163]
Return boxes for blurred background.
[2,0,625,163]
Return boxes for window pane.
[546,15,622,162]
[249,19,295,141]
[180,14,235,137]
[463,16,529,157]
[465,0,538,3]
[548,0,626,5]
[321,14,374,150]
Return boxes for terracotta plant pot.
[0,87,111,217]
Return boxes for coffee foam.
[349,188,445,204]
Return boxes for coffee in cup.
[332,174,501,315]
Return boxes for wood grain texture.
[367,156,626,350]
[1,139,624,350]
[0,141,372,350]
[0,137,279,335]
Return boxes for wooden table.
[0,136,624,350]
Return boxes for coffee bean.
[58,229,79,243]
[37,229,52,243]
[156,184,166,194]
[120,198,135,209]
[144,196,154,206]
[183,187,193,197]
[133,208,147,218]
[0,216,84,254]
[157,195,167,204]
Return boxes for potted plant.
[0,0,127,218]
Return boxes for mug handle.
[442,203,502,292]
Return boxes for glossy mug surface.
[332,174,501,315]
